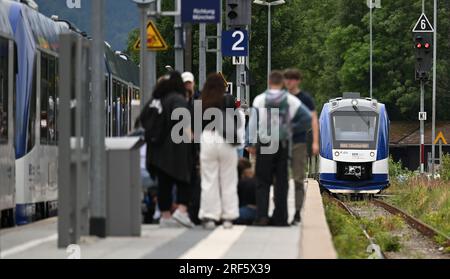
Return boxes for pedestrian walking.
[248,70,311,226]
[198,73,243,230]
[284,68,319,224]
[139,72,194,228]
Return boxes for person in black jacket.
[141,72,194,228]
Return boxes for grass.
[387,156,450,249]
[323,196,369,259]
[323,196,402,258]
[386,177,450,247]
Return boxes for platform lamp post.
[253,0,285,88]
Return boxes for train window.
[40,53,57,145]
[0,38,8,144]
[332,112,378,143]
[28,59,37,152]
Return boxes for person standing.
[198,73,243,230]
[284,68,319,224]
[140,72,194,228]
[248,70,311,226]
[182,72,201,100]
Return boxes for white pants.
[199,130,239,221]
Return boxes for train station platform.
[0,180,336,259]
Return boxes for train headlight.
[370,152,375,157]
[351,99,358,106]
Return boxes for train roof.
[105,46,139,85]
[0,1,13,36]
[6,0,68,52]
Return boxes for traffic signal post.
[413,13,434,174]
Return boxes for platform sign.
[133,21,168,51]
[413,13,434,33]
[222,30,249,57]
[182,0,221,24]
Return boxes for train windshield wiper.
[352,105,370,129]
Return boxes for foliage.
[125,0,450,121]
[323,196,369,259]
[389,156,413,182]
[388,178,450,247]
[440,154,450,181]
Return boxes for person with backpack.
[198,73,244,230]
[139,72,194,228]
[284,68,320,225]
[247,70,312,227]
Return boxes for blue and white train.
[0,0,141,227]
[319,93,390,194]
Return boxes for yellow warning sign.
[133,21,168,51]
[434,132,448,145]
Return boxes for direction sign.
[182,0,221,24]
[413,13,434,33]
[134,21,168,51]
[222,30,249,57]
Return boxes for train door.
[38,51,58,216]
[0,37,15,227]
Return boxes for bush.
[440,154,450,181]
[389,156,413,182]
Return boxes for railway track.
[371,199,450,248]
[325,193,450,259]
[326,194,387,259]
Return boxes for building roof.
[390,121,450,146]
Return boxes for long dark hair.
[201,73,226,111]
[152,71,185,99]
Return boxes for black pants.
[255,143,289,225]
[157,170,190,212]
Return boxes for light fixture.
[351,99,359,107]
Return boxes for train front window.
[0,38,8,144]
[332,111,378,149]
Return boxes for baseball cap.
[182,72,195,83]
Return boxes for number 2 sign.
[222,30,249,57]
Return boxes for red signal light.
[416,43,422,49]
[425,43,431,49]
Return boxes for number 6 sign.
[222,30,249,57]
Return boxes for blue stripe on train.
[319,173,389,189]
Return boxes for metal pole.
[420,81,425,174]
[139,3,150,111]
[90,0,106,238]
[267,4,271,88]
[422,0,425,13]
[245,24,251,106]
[431,0,437,177]
[199,23,207,89]
[370,4,373,99]
[216,0,223,73]
[174,0,184,72]
[185,24,193,72]
[148,2,157,101]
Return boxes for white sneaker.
[203,220,216,230]
[159,217,183,228]
[172,210,195,228]
[223,221,233,229]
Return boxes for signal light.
[425,43,431,49]
[416,43,422,49]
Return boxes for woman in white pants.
[198,73,243,229]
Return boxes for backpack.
[139,95,173,146]
[265,91,291,141]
